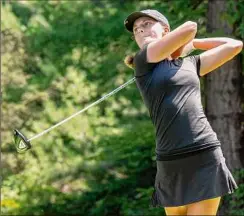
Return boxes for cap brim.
[124,11,155,32]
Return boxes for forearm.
[180,37,242,57]
[149,21,197,62]
[180,41,195,57]
[172,25,197,58]
[192,37,242,50]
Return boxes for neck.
[166,55,173,60]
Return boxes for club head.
[13,129,31,153]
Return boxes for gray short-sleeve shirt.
[134,44,220,160]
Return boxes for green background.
[1,0,244,215]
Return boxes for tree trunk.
[205,0,243,214]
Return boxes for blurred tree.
[205,0,244,214]
[1,0,243,215]
[205,0,243,171]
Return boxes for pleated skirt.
[151,146,238,207]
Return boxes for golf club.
[13,77,136,153]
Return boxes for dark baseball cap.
[124,9,170,32]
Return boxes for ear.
[162,25,170,36]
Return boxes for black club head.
[13,129,31,153]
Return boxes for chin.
[143,38,154,45]
[144,36,153,41]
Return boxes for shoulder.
[134,43,149,64]
[185,55,200,63]
[183,55,201,77]
[134,44,158,77]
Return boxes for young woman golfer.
[124,9,242,215]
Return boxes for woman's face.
[133,16,169,49]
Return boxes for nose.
[137,28,144,35]
[139,28,144,33]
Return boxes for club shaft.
[28,77,136,142]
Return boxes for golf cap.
[124,9,170,32]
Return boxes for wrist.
[192,38,228,50]
[192,39,200,49]
[190,40,196,50]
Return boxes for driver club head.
[13,129,32,153]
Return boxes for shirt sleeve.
[134,44,157,77]
[188,55,201,77]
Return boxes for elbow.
[233,39,243,48]
[224,39,243,55]
[234,40,243,54]
[236,40,243,50]
[182,21,197,41]
[185,21,198,34]
[230,39,243,53]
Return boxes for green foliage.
[226,0,244,38]
[1,0,243,215]
[228,169,244,215]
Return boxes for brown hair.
[124,54,135,69]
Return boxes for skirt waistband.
[156,146,224,171]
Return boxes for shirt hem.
[156,141,221,161]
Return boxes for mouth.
[142,35,152,40]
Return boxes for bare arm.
[147,21,197,63]
[179,40,196,57]
[192,37,243,76]
[193,38,231,50]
